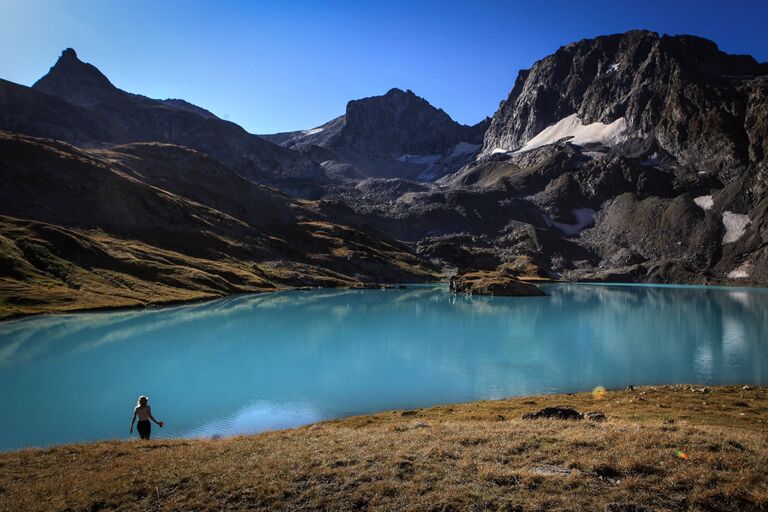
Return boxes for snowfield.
[396,154,441,165]
[450,142,481,157]
[694,195,714,210]
[550,207,596,236]
[301,127,324,135]
[727,262,752,279]
[514,114,628,154]
[722,211,750,244]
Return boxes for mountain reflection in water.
[1,283,766,450]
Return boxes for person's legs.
[137,420,151,440]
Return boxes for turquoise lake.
[1,283,767,451]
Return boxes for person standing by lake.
[130,395,163,440]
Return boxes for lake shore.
[3,385,766,511]
[0,280,435,322]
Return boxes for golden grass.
[0,215,439,320]
[1,385,766,511]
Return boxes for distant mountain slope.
[262,88,489,182]
[0,49,319,188]
[0,131,436,319]
[0,78,108,144]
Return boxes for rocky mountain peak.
[60,47,78,60]
[384,87,416,97]
[33,48,120,107]
[339,88,480,157]
[480,30,768,174]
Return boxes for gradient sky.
[1,0,766,134]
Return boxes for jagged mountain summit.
[479,30,768,176]
[33,48,218,119]
[262,88,489,182]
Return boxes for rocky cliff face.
[480,31,768,177]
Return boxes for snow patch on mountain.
[396,154,441,165]
[694,195,714,210]
[302,127,324,135]
[727,262,751,279]
[549,207,596,236]
[449,142,481,157]
[514,114,628,154]
[722,211,750,244]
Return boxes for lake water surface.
[2,283,767,451]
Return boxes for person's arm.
[148,407,162,426]
[130,409,137,432]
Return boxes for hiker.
[130,395,163,440]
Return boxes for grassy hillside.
[0,133,439,319]
[2,385,766,511]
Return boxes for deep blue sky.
[1,0,766,133]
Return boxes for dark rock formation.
[449,270,546,296]
[522,407,606,421]
[522,407,584,420]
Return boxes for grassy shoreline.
[0,280,440,322]
[2,385,766,511]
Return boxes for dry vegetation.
[2,385,766,512]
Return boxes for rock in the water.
[522,407,583,420]
[449,270,546,296]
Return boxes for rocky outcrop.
[449,270,546,296]
[522,407,606,421]
[522,407,583,420]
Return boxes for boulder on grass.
[522,407,583,420]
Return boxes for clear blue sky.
[1,0,766,133]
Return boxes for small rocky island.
[449,270,546,296]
